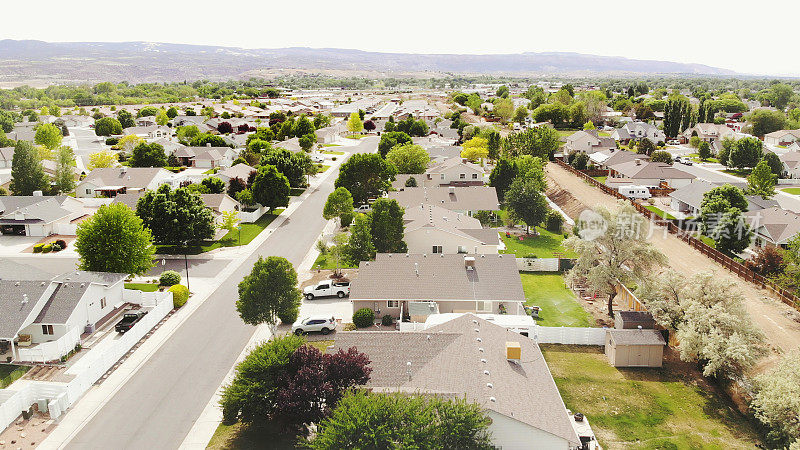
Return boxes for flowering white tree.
[752,352,800,447]
[564,201,666,316]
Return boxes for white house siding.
[404,228,497,255]
[65,283,123,333]
[434,166,484,185]
[18,323,69,346]
[351,300,522,319]
[488,411,571,450]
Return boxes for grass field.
[0,364,30,389]
[722,168,751,178]
[520,272,593,327]
[290,187,306,196]
[783,187,800,195]
[644,205,677,220]
[698,234,716,248]
[542,345,761,449]
[155,209,284,255]
[687,153,720,163]
[592,175,607,184]
[499,229,575,258]
[124,283,159,292]
[346,134,366,139]
[312,253,357,270]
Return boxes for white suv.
[292,316,337,336]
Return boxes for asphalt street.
[65,137,377,449]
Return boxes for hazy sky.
[4,0,798,76]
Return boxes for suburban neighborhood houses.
[3,10,800,448]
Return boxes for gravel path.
[546,162,800,367]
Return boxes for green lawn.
[290,187,305,196]
[783,188,800,195]
[542,345,761,449]
[698,234,716,248]
[317,165,331,172]
[644,205,677,220]
[592,175,607,184]
[124,283,159,292]
[346,134,366,139]
[686,153,720,163]
[312,253,358,270]
[556,129,580,141]
[155,209,284,255]
[499,229,576,258]
[520,272,593,327]
[0,364,30,388]
[722,168,750,178]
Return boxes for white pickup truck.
[304,281,350,300]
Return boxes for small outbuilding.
[614,311,656,330]
[605,329,665,368]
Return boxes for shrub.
[55,239,67,249]
[51,243,62,252]
[331,157,337,161]
[41,244,53,253]
[33,243,44,253]
[159,270,182,286]
[278,304,299,324]
[352,308,375,328]
[169,284,189,308]
[545,210,564,233]
[105,137,119,146]
[343,323,357,331]
[381,314,394,326]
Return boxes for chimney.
[206,143,212,147]
[449,186,455,195]
[414,262,419,277]
[33,190,43,197]
[464,256,475,270]
[635,159,642,166]
[506,342,521,361]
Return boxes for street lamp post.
[237,224,241,247]
[183,241,190,292]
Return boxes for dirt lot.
[547,162,800,368]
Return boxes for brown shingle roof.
[389,186,500,212]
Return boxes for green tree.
[251,164,291,209]
[10,141,49,195]
[748,109,787,137]
[769,83,794,110]
[155,110,169,126]
[347,213,375,263]
[710,207,752,255]
[137,106,158,118]
[309,391,493,450]
[261,148,306,187]
[136,184,216,244]
[700,184,749,234]
[729,136,763,169]
[461,137,489,162]
[386,143,430,174]
[489,157,519,201]
[201,176,225,194]
[236,256,301,328]
[637,138,656,156]
[747,160,777,199]
[347,112,363,136]
[335,153,396,205]
[650,151,672,164]
[177,125,201,143]
[484,128,501,161]
[117,109,135,128]
[89,150,118,169]
[531,103,569,125]
[323,187,355,227]
[378,131,412,158]
[502,127,560,160]
[53,146,76,194]
[75,203,155,275]
[370,198,406,253]
[129,142,167,167]
[35,123,63,149]
[493,98,514,123]
[166,106,179,119]
[697,141,712,161]
[504,177,548,234]
[752,352,800,448]
[292,115,315,137]
[583,121,596,130]
[762,152,784,177]
[496,85,509,98]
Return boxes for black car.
[115,310,148,333]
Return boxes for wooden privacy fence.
[553,159,800,310]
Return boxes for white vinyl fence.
[0,291,173,432]
[529,325,607,345]
[16,328,81,364]
[516,258,560,272]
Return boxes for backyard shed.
[614,311,656,330]
[605,329,665,367]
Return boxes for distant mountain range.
[0,40,739,85]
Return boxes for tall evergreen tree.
[10,140,49,195]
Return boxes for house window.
[432,245,443,253]
[101,297,107,309]
[472,173,478,179]
[440,174,445,180]
[387,300,399,308]
[86,189,92,195]
[476,301,491,312]
[459,173,466,179]
[42,325,54,335]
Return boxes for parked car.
[304,281,350,300]
[115,310,148,333]
[292,316,337,335]
[354,204,371,213]
[311,154,325,163]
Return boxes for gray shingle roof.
[0,197,72,224]
[608,329,666,346]
[389,186,499,212]
[350,254,524,302]
[34,282,91,324]
[83,167,169,190]
[330,314,580,445]
[0,280,51,339]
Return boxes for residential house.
[60,115,95,128]
[780,151,800,178]
[764,130,800,147]
[135,117,157,127]
[150,137,186,155]
[328,314,581,449]
[174,146,234,168]
[565,130,616,154]
[682,123,734,151]
[315,125,340,144]
[389,186,500,216]
[403,203,499,254]
[350,253,524,318]
[123,125,172,139]
[0,196,87,236]
[0,268,127,363]
[394,157,485,189]
[0,147,13,168]
[607,160,696,189]
[113,192,240,219]
[610,122,666,144]
[215,163,257,185]
[669,180,772,217]
[588,148,647,170]
[745,207,800,250]
[77,167,174,198]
